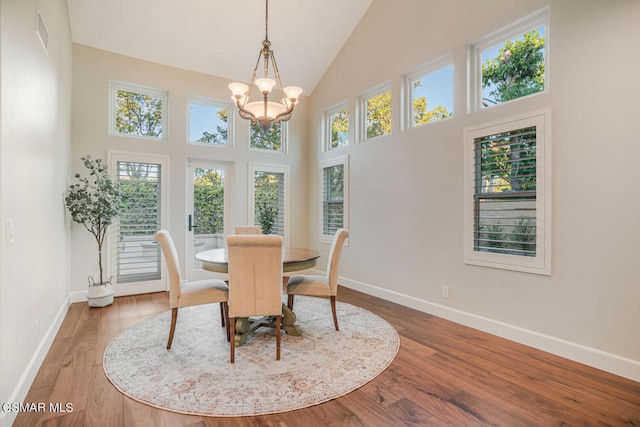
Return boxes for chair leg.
[330,296,339,331]
[219,302,225,327]
[230,317,236,363]
[167,307,178,349]
[287,294,294,310]
[276,315,281,361]
[223,302,230,342]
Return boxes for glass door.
[187,161,232,281]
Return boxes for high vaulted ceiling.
[67,0,373,95]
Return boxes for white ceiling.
[67,0,373,95]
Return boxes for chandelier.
[228,0,303,131]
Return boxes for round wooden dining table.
[195,246,321,344]
[195,246,321,274]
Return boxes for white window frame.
[401,53,454,131]
[107,151,170,295]
[463,109,551,275]
[109,81,168,140]
[324,101,350,151]
[357,82,392,143]
[187,95,235,147]
[249,121,288,153]
[248,163,290,244]
[319,155,349,243]
[467,7,549,113]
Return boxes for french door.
[109,152,168,296]
[186,160,232,281]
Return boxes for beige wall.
[0,0,73,420]
[308,0,640,380]
[70,45,310,296]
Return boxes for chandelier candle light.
[228,0,303,131]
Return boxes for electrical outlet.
[441,285,450,299]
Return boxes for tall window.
[320,156,349,242]
[188,96,233,146]
[359,83,392,142]
[469,7,548,111]
[250,122,286,152]
[193,167,225,235]
[249,164,289,240]
[113,157,165,284]
[464,110,551,274]
[403,55,454,130]
[110,81,167,139]
[325,102,349,151]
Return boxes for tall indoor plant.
[65,156,121,307]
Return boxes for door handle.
[188,214,198,232]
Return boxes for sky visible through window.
[189,102,226,142]
[412,64,454,114]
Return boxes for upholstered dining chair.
[286,228,348,331]
[154,230,230,349]
[235,225,262,234]
[227,234,283,363]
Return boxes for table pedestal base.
[233,303,301,347]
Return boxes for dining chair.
[286,228,348,331]
[154,230,230,349]
[235,225,262,234]
[227,234,283,363]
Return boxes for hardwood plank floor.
[14,287,640,426]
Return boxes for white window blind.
[322,164,344,236]
[115,161,162,283]
[473,126,537,257]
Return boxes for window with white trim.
[249,164,289,241]
[250,122,287,152]
[325,101,350,151]
[403,54,454,130]
[463,109,551,275]
[358,83,392,142]
[468,7,548,112]
[110,81,168,139]
[188,95,234,146]
[320,156,349,242]
[110,153,168,286]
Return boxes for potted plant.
[65,156,121,307]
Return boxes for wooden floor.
[15,287,640,426]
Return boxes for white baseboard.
[337,275,640,383]
[0,297,71,427]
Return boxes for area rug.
[103,296,399,417]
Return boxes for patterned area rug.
[103,296,399,417]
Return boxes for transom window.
[464,110,551,275]
[359,83,392,142]
[110,81,167,140]
[325,102,350,151]
[469,7,548,112]
[403,54,454,130]
[188,96,233,146]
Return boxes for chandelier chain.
[265,0,269,41]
